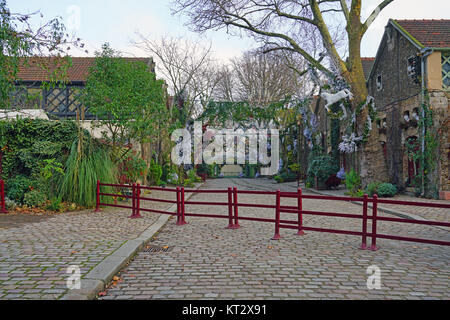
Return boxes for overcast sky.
[9,0,450,62]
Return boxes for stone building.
[364,19,450,199]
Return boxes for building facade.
[364,19,450,199]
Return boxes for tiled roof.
[394,19,450,48]
[16,56,153,83]
[361,57,375,79]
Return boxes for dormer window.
[376,75,382,91]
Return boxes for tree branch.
[362,0,394,34]
[221,7,331,76]
[309,0,348,75]
[272,2,317,26]
[339,0,350,21]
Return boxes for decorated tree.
[172,0,394,176]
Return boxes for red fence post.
[360,194,368,250]
[233,187,240,229]
[296,188,305,236]
[0,180,7,214]
[227,187,234,229]
[370,194,379,251]
[179,187,187,225]
[94,180,101,212]
[176,187,182,225]
[129,183,136,218]
[132,183,142,219]
[272,190,281,240]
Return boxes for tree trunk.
[140,141,151,185]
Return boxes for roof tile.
[394,19,450,48]
[17,56,152,83]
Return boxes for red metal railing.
[94,181,450,250]
[0,179,7,213]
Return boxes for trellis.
[9,83,94,119]
[41,86,94,119]
[442,52,450,91]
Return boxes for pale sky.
[9,0,450,62]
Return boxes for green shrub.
[274,170,297,183]
[149,160,163,186]
[365,181,381,197]
[122,154,147,183]
[377,183,397,197]
[187,169,202,182]
[288,163,301,174]
[196,163,209,176]
[23,190,47,207]
[345,169,362,196]
[307,156,339,183]
[183,178,194,188]
[274,175,284,183]
[6,175,33,204]
[0,119,79,186]
[45,197,63,211]
[60,138,117,207]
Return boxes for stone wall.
[367,25,422,109]
[362,25,422,188]
[429,90,450,195]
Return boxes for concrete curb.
[60,182,204,300]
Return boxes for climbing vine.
[405,90,440,198]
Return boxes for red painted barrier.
[296,188,305,236]
[0,180,8,214]
[360,194,368,250]
[95,181,450,250]
[271,190,281,240]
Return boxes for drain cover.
[143,245,172,253]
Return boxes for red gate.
[94,180,450,251]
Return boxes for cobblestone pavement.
[101,178,449,300]
[305,186,450,223]
[0,188,177,300]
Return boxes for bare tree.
[213,64,237,102]
[213,49,309,106]
[232,50,307,105]
[171,0,394,105]
[133,34,220,123]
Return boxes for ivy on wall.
[405,90,440,198]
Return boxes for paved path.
[100,178,450,300]
[0,188,178,300]
[307,186,450,223]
